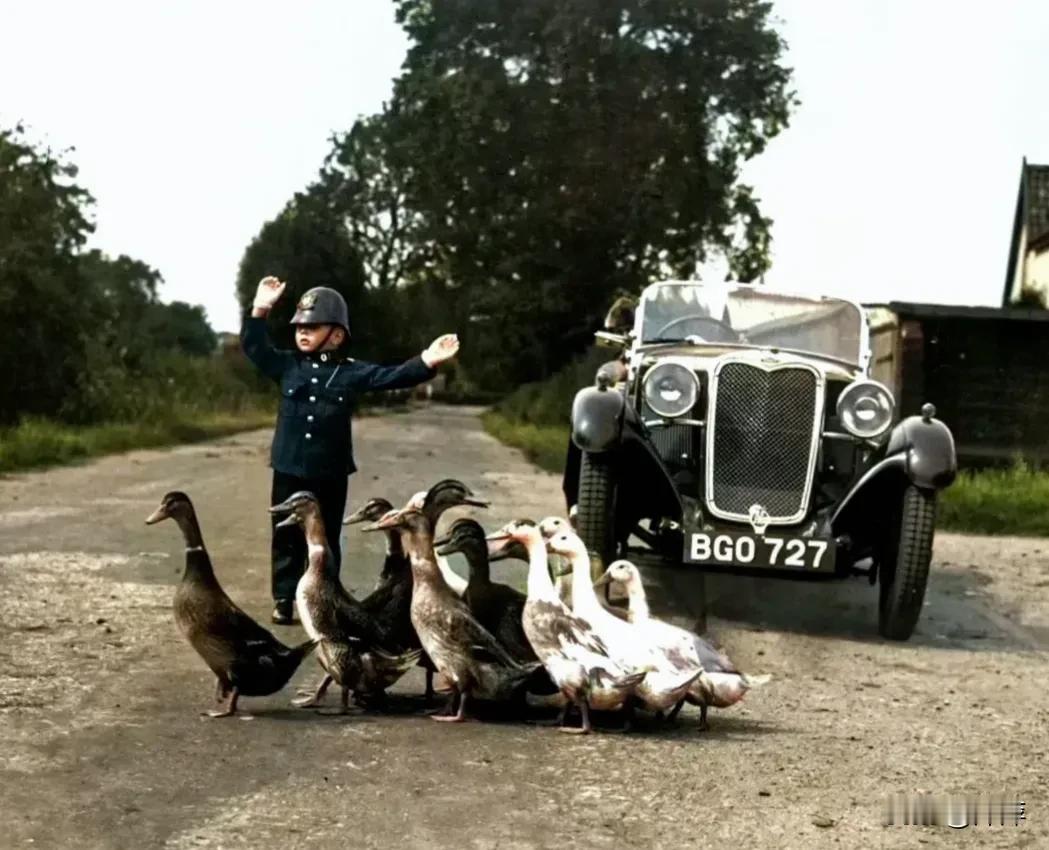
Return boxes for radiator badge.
[748,504,771,535]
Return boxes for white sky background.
[2,1,1048,332]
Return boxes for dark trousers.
[270,470,349,602]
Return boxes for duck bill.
[461,497,489,509]
[483,532,514,561]
[592,571,613,589]
[269,496,300,514]
[550,556,573,577]
[434,542,459,557]
[362,509,403,533]
[342,509,370,526]
[144,506,168,525]
[274,514,299,529]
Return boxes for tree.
[320,115,429,291]
[235,188,375,352]
[0,124,95,423]
[387,0,796,386]
[145,301,217,357]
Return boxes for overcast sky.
[3,1,1047,332]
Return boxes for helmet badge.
[297,292,317,310]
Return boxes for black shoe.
[271,599,298,625]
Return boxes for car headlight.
[643,362,698,418]
[836,379,895,439]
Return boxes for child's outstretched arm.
[352,334,460,392]
[241,276,293,382]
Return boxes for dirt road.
[1,405,1046,849]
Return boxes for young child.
[242,275,459,624]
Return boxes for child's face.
[295,323,345,353]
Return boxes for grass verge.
[939,462,1049,537]
[481,410,568,475]
[0,407,276,474]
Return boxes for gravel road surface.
[1,405,1046,848]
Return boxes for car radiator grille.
[648,421,696,465]
[707,362,820,522]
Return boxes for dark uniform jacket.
[241,316,436,479]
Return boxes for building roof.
[1003,158,1049,305]
[866,300,1049,323]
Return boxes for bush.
[940,459,1049,537]
[490,347,607,427]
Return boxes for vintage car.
[563,280,957,640]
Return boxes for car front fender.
[885,414,958,490]
[831,414,956,537]
[570,384,625,452]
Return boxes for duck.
[145,491,316,718]
[538,516,631,619]
[403,478,489,596]
[370,508,541,722]
[595,559,771,728]
[271,491,421,713]
[343,497,400,595]
[434,518,535,662]
[486,520,646,734]
[544,528,703,717]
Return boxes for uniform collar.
[307,352,334,363]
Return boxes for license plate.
[684,531,836,571]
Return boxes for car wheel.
[878,484,936,640]
[577,450,617,576]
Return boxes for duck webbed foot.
[697,702,709,731]
[204,688,240,719]
[431,690,468,723]
[292,674,333,708]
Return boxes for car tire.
[577,450,616,577]
[878,484,936,640]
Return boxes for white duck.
[544,529,703,715]
[595,559,771,728]
[486,520,645,733]
[537,516,574,606]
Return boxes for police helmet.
[289,287,350,336]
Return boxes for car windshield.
[637,282,864,365]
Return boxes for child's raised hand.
[253,276,286,311]
[422,333,460,368]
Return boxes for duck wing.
[690,632,739,674]
[360,571,416,649]
[329,583,396,650]
[176,551,289,654]
[442,600,519,669]
[466,583,535,662]
[229,637,317,696]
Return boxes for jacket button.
[338,396,344,402]
[307,415,314,422]
[309,396,316,402]
[311,377,318,384]
[286,389,293,395]
[312,362,319,369]
[321,353,329,362]
[305,433,312,440]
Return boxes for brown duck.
[271,491,421,713]
[371,508,541,722]
[145,491,316,718]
